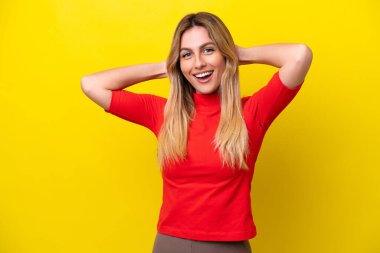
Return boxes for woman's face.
[179,26,226,94]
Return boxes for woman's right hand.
[157,59,168,79]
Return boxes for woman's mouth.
[193,70,214,83]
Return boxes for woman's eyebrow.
[180,42,215,52]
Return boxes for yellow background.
[1,0,379,252]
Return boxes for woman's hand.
[235,45,250,66]
[157,59,168,79]
[235,45,243,65]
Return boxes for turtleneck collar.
[192,91,221,113]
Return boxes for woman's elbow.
[297,44,313,64]
[81,76,95,94]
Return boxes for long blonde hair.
[157,12,249,171]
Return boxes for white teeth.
[194,71,213,78]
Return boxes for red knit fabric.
[104,71,302,241]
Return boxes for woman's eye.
[181,48,214,58]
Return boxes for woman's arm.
[81,60,167,91]
[235,43,313,89]
[81,60,167,110]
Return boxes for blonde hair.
[157,12,249,171]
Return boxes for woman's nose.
[194,54,206,69]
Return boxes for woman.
[81,11,312,253]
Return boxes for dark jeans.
[152,232,252,253]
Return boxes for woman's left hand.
[235,45,249,65]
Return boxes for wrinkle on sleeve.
[244,71,303,132]
[104,89,166,135]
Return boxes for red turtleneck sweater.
[104,71,302,241]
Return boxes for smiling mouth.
[193,70,214,80]
[193,71,214,84]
